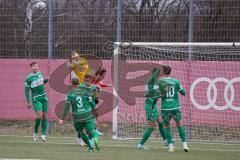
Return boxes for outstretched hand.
[58,119,64,126]
[27,103,32,109]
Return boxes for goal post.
[112,43,120,139]
[112,42,240,142]
[115,42,240,47]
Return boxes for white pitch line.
[150,140,240,146]
[0,140,239,153]
[0,134,240,146]
[0,135,75,139]
[0,159,40,160]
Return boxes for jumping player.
[67,51,91,83]
[67,51,91,146]
[137,68,167,149]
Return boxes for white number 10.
[165,86,175,98]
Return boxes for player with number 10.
[155,65,189,152]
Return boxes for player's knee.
[150,124,156,128]
[42,113,47,119]
[148,122,156,128]
[164,123,170,128]
[157,118,163,123]
[86,130,90,135]
[176,121,181,127]
[88,129,95,135]
[36,112,43,119]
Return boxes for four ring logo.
[190,77,240,111]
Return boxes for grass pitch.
[0,135,240,160]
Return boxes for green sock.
[158,122,166,140]
[34,118,41,134]
[178,125,186,142]
[91,130,99,139]
[165,127,173,144]
[140,128,154,145]
[80,133,93,149]
[41,118,47,135]
[77,132,81,138]
[88,133,93,140]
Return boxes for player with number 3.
[58,77,100,151]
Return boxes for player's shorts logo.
[190,77,240,111]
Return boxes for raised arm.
[66,61,76,70]
[98,82,111,88]
[145,68,161,98]
[147,68,160,86]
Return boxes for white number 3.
[76,96,83,109]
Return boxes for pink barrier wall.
[0,59,240,126]
[0,59,113,122]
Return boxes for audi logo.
[190,77,240,111]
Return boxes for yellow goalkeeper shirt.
[68,58,91,83]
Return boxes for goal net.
[112,42,240,142]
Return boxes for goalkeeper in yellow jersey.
[67,51,93,146]
[67,51,91,83]
[66,51,88,146]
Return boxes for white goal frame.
[112,42,240,140]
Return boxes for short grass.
[0,135,240,160]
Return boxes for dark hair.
[30,61,37,67]
[84,73,92,79]
[163,65,171,75]
[95,67,106,76]
[71,77,80,85]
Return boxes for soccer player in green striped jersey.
[25,62,49,143]
[76,75,98,147]
[156,65,189,152]
[58,77,100,151]
[137,68,167,150]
